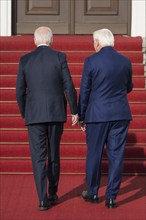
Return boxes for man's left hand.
[79,122,86,132]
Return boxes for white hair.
[93,28,114,47]
[34,26,53,45]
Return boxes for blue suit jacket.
[78,46,133,122]
[16,46,77,125]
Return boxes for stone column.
[0,0,11,36]
[131,0,146,37]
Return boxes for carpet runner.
[1,175,146,220]
[0,35,146,175]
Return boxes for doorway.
[13,0,131,35]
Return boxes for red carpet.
[0,35,143,51]
[0,35,146,175]
[0,75,145,88]
[0,175,146,220]
[0,63,144,76]
[0,51,144,63]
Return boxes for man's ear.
[94,39,98,51]
[95,39,99,48]
[50,37,53,45]
[34,38,37,46]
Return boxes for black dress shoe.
[105,198,117,208]
[39,200,51,211]
[48,194,58,205]
[82,191,98,204]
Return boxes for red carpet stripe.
[0,51,143,63]
[1,144,146,159]
[0,89,145,102]
[0,159,146,174]
[0,102,145,115]
[0,35,142,51]
[0,130,146,143]
[0,63,145,76]
[0,116,146,129]
[0,75,145,88]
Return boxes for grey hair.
[93,28,114,47]
[34,26,53,45]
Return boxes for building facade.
[0,0,146,36]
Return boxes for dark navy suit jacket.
[16,46,77,125]
[78,46,133,122]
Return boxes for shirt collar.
[37,44,48,47]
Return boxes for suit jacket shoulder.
[21,50,35,61]
[115,50,131,64]
[46,48,65,57]
[85,52,97,62]
[56,50,66,62]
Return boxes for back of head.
[93,28,114,47]
[34,26,53,46]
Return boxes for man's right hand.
[72,114,79,126]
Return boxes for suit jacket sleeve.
[127,60,133,93]
[59,53,78,115]
[16,58,27,118]
[78,58,92,121]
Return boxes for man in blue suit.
[16,27,78,210]
[78,29,133,208]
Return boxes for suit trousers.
[86,120,130,199]
[27,122,64,202]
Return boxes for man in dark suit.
[78,29,133,208]
[16,26,78,210]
